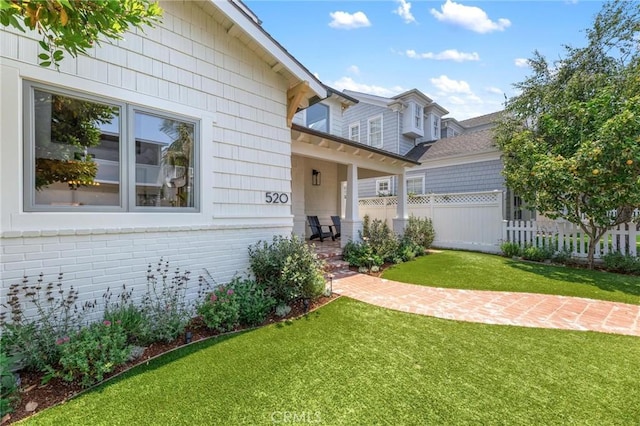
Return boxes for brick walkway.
[333,274,640,337]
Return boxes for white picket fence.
[359,190,504,253]
[502,220,638,258]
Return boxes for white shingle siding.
[1,1,298,312]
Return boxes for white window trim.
[348,122,360,143]
[375,178,391,196]
[23,81,200,213]
[406,176,424,195]
[414,104,423,130]
[367,114,383,148]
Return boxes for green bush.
[138,260,194,344]
[197,285,240,332]
[402,215,435,249]
[522,245,554,262]
[0,351,18,417]
[248,235,326,304]
[0,273,96,373]
[342,240,383,270]
[602,252,640,274]
[103,285,145,344]
[500,241,522,257]
[229,277,276,327]
[362,216,399,263]
[49,320,130,387]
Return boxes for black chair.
[307,215,335,242]
[330,216,341,239]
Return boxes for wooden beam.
[336,143,345,152]
[272,62,284,73]
[286,81,309,127]
[227,24,241,37]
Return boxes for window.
[376,178,391,196]
[414,104,423,129]
[349,122,360,143]
[368,115,383,148]
[433,116,440,137]
[24,83,198,211]
[306,103,329,132]
[406,176,424,195]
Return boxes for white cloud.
[430,75,472,94]
[485,86,503,95]
[393,0,416,24]
[404,49,479,62]
[332,76,405,98]
[430,0,511,34]
[347,65,360,75]
[329,11,371,30]
[514,58,530,68]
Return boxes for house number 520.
[265,192,289,204]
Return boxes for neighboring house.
[0,0,416,308]
[320,92,529,221]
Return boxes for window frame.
[305,102,330,133]
[376,178,391,196]
[23,81,200,213]
[348,122,360,143]
[367,115,383,148]
[414,104,423,130]
[406,176,424,195]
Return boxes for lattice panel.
[359,197,396,206]
[433,193,499,204]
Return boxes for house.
[0,0,416,307]
[309,90,528,221]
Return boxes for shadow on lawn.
[506,260,640,297]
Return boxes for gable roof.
[458,111,503,129]
[213,1,326,101]
[417,128,497,161]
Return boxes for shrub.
[500,242,522,258]
[138,259,193,344]
[362,216,399,263]
[103,285,145,344]
[229,277,276,327]
[196,285,240,332]
[342,240,383,270]
[402,215,435,250]
[248,235,326,304]
[49,320,130,387]
[603,252,640,274]
[0,273,96,372]
[0,351,18,417]
[522,245,552,262]
[552,247,572,264]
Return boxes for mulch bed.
[2,294,340,425]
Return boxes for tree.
[0,0,162,68]
[496,1,640,268]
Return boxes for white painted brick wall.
[1,1,300,317]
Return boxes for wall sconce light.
[312,169,321,186]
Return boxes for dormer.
[424,103,449,141]
[402,101,424,139]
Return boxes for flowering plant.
[196,285,240,332]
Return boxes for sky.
[246,0,605,120]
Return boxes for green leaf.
[38,53,50,60]
[39,40,49,51]
[39,61,52,68]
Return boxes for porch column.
[393,169,409,235]
[342,163,362,247]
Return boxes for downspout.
[397,109,401,155]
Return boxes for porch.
[291,123,420,247]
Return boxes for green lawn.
[22,298,640,425]
[382,250,640,305]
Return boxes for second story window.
[368,115,383,148]
[306,103,329,133]
[414,104,423,129]
[433,116,440,137]
[349,122,360,143]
